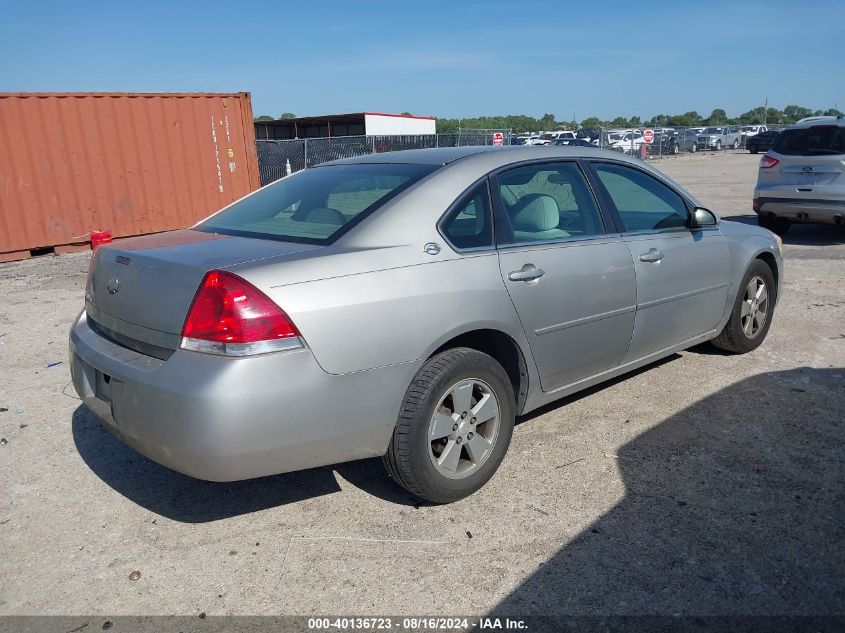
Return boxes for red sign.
[492,132,504,146]
[643,129,655,144]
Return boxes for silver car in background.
[70,146,782,503]
[754,116,845,235]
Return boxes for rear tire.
[711,259,776,354]
[383,348,516,504]
[758,214,791,236]
[691,143,697,153]
[733,139,739,149]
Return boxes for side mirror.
[691,207,719,227]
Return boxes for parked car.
[71,146,782,503]
[746,130,780,154]
[576,128,601,144]
[674,129,700,153]
[551,138,594,147]
[741,125,768,142]
[651,130,681,155]
[754,116,845,235]
[698,126,742,150]
[608,131,646,154]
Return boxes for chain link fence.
[583,124,790,160]
[257,124,792,184]
[257,130,511,185]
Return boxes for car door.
[587,161,730,362]
[493,161,637,392]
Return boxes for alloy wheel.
[428,378,500,479]
[741,276,769,339]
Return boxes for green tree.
[254,115,274,121]
[279,112,296,119]
[580,117,604,130]
[610,116,628,128]
[782,105,813,123]
[707,108,727,125]
[824,108,844,117]
[539,113,557,130]
[738,107,766,124]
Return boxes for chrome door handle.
[639,248,664,263]
[508,265,546,282]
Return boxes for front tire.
[749,144,758,154]
[715,140,722,151]
[691,143,697,153]
[383,348,516,503]
[733,139,739,149]
[711,260,776,354]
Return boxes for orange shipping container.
[0,92,261,261]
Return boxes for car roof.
[792,116,845,128]
[321,145,633,169]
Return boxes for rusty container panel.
[0,92,260,257]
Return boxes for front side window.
[592,162,688,232]
[496,162,605,244]
[198,163,436,244]
[441,182,493,250]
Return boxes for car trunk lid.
[85,229,320,354]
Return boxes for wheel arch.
[430,328,531,415]
[754,250,780,299]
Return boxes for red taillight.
[752,198,761,212]
[181,270,300,356]
[759,155,779,169]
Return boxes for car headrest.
[511,195,560,232]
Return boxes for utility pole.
[763,95,768,126]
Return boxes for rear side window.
[198,163,436,244]
[441,182,493,250]
[772,126,845,156]
[593,163,688,232]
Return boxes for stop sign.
[492,132,504,146]
[643,129,655,144]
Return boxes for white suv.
[753,116,845,235]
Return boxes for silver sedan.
[70,146,783,503]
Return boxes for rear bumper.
[753,196,845,224]
[70,312,413,481]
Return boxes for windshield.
[703,127,723,134]
[772,126,845,156]
[197,163,437,244]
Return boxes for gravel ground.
[0,151,843,617]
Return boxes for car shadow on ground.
[488,367,845,618]
[721,214,845,247]
[71,405,420,522]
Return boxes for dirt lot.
[1,151,843,617]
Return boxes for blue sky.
[1,0,842,121]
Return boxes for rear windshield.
[197,163,437,244]
[772,126,845,156]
